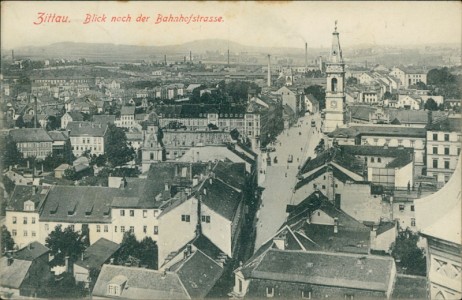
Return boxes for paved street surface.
[254,113,323,250]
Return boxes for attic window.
[50,203,59,214]
[266,287,274,298]
[85,205,94,216]
[68,203,77,216]
[107,284,121,296]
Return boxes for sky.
[1,1,461,50]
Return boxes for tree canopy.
[45,225,86,267]
[105,124,135,167]
[1,225,15,254]
[390,228,426,276]
[304,85,326,109]
[424,98,438,111]
[114,232,158,269]
[1,135,24,169]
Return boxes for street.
[254,113,323,250]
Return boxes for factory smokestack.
[190,51,192,62]
[34,96,38,129]
[227,49,230,66]
[164,55,167,65]
[305,43,308,68]
[267,54,271,87]
[12,50,14,61]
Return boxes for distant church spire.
[330,21,343,64]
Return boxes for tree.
[230,128,240,141]
[383,91,393,100]
[424,98,438,111]
[1,225,15,254]
[46,115,61,131]
[114,232,158,269]
[63,167,78,181]
[105,124,135,167]
[45,225,86,267]
[304,85,326,109]
[15,115,25,128]
[390,228,426,276]
[139,237,158,269]
[427,67,456,85]
[1,135,24,168]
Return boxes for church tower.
[324,21,346,133]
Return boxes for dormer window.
[24,200,35,212]
[108,275,127,296]
[108,284,120,296]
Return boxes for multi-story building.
[324,23,346,133]
[67,121,108,157]
[327,125,426,175]
[426,117,461,187]
[116,106,136,128]
[9,128,53,160]
[389,67,427,89]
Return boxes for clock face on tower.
[330,100,337,108]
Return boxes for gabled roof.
[47,130,69,141]
[10,128,53,143]
[328,125,426,139]
[121,106,136,115]
[65,111,84,121]
[14,242,49,261]
[92,265,190,299]
[92,114,116,125]
[200,177,242,221]
[74,238,120,270]
[7,185,50,212]
[0,257,32,289]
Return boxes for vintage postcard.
[1,1,461,299]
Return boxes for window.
[266,287,274,298]
[32,217,36,224]
[154,210,159,217]
[143,226,147,233]
[154,226,159,235]
[371,157,375,163]
[24,230,28,237]
[143,210,147,218]
[444,134,449,142]
[302,290,312,299]
[411,218,416,227]
[433,147,438,154]
[150,153,154,160]
[32,231,36,237]
[115,226,117,232]
[345,294,354,300]
[444,175,450,183]
[23,217,27,224]
[120,210,125,216]
[433,159,438,168]
[108,284,119,296]
[70,225,75,231]
[130,226,134,233]
[238,279,243,293]
[130,210,134,217]
[411,205,415,212]
[96,225,101,232]
[444,147,450,155]
[201,216,211,223]
[331,78,338,92]
[313,184,317,189]
[458,148,461,156]
[378,158,381,163]
[181,214,191,222]
[12,230,17,236]
[104,225,108,232]
[322,185,326,189]
[444,161,450,169]
[12,216,17,224]
[45,224,49,231]
[399,204,405,212]
[121,226,125,233]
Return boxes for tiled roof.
[246,249,394,292]
[14,242,49,261]
[7,185,50,212]
[67,122,108,137]
[200,177,242,221]
[39,186,122,223]
[175,250,224,298]
[328,125,426,139]
[121,106,136,115]
[212,161,246,191]
[0,257,32,289]
[392,274,427,299]
[92,114,116,125]
[375,222,396,236]
[47,130,69,141]
[92,265,189,299]
[10,128,53,143]
[66,111,84,121]
[74,238,120,270]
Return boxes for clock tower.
[324,21,346,133]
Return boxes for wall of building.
[341,182,382,223]
[392,201,416,231]
[395,161,414,188]
[201,203,232,257]
[371,226,397,253]
[111,208,160,244]
[5,211,40,249]
[157,197,198,266]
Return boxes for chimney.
[7,257,14,266]
[164,182,169,191]
[12,49,14,61]
[64,256,70,273]
[81,252,85,261]
[305,42,308,68]
[267,54,271,87]
[209,177,213,185]
[29,243,33,250]
[184,56,186,63]
[334,217,338,233]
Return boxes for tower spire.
[330,21,343,63]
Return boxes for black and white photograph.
[0,1,461,299]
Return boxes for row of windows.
[72,146,102,152]
[42,223,159,235]
[120,209,159,217]
[432,160,451,169]
[19,142,51,148]
[398,204,415,212]
[12,230,36,237]
[432,147,461,156]
[12,216,36,224]
[313,183,338,190]
[432,133,451,142]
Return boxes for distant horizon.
[2,1,461,51]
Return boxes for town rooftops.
[200,177,243,221]
[74,238,120,270]
[92,265,190,299]
[327,125,426,139]
[66,111,84,121]
[92,114,116,125]
[10,128,53,143]
[7,185,50,212]
[67,121,108,137]
[14,242,49,261]
[47,130,69,141]
[305,94,319,104]
[240,248,394,292]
